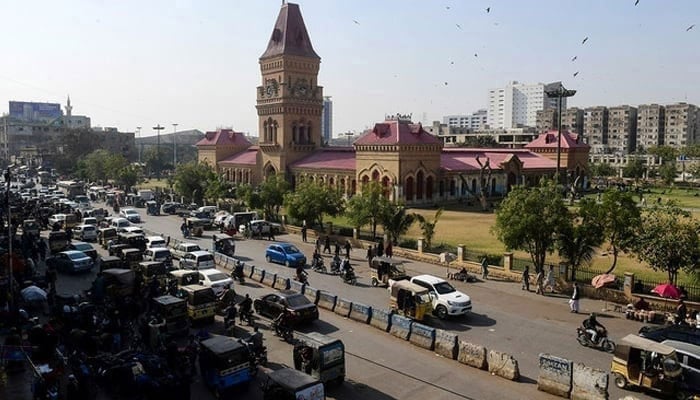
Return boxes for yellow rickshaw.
[168,270,200,288]
[186,217,206,237]
[389,280,433,322]
[136,261,168,289]
[611,334,687,398]
[370,256,408,287]
[178,284,217,323]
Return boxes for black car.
[638,325,700,346]
[253,290,319,326]
[160,202,183,215]
[69,241,98,260]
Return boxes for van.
[661,340,700,390]
[409,274,472,319]
[179,251,215,270]
[197,206,218,215]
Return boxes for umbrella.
[591,274,616,289]
[21,285,47,302]
[652,283,681,299]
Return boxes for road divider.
[274,275,290,290]
[334,298,352,318]
[434,329,458,360]
[348,302,372,324]
[389,314,412,341]
[408,322,435,351]
[304,286,319,303]
[262,271,276,287]
[487,350,520,381]
[316,291,337,312]
[243,263,254,278]
[571,362,608,400]
[288,279,304,293]
[457,341,487,370]
[251,268,265,283]
[537,353,572,398]
[369,308,393,332]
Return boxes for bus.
[56,180,85,200]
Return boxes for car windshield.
[126,211,138,216]
[67,252,87,260]
[285,294,311,307]
[207,273,228,281]
[282,245,300,254]
[198,254,214,262]
[73,244,91,251]
[433,281,456,295]
[186,245,201,252]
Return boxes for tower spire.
[65,95,72,117]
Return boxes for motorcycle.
[271,319,294,343]
[311,256,326,273]
[239,337,268,374]
[340,266,357,285]
[576,326,615,353]
[232,261,245,284]
[330,256,342,275]
[296,270,309,285]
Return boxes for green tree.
[143,146,171,178]
[414,208,443,250]
[173,162,215,205]
[594,189,641,274]
[284,180,343,227]
[658,162,678,186]
[683,145,700,158]
[237,183,263,211]
[648,145,679,163]
[116,165,140,192]
[623,158,646,181]
[631,202,700,284]
[258,174,290,221]
[380,203,416,245]
[205,173,234,207]
[344,182,390,239]
[492,180,570,272]
[588,162,616,178]
[557,198,605,280]
[454,136,500,148]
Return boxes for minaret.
[65,95,72,117]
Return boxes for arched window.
[471,179,477,193]
[491,178,497,196]
[273,122,278,144]
[381,176,391,198]
[329,177,335,186]
[293,124,298,143]
[263,121,268,142]
[361,175,369,188]
[426,175,433,200]
[449,179,456,196]
[438,180,444,197]
[405,176,414,202]
[351,179,357,195]
[307,124,312,143]
[372,170,380,181]
[318,177,324,185]
[416,171,424,200]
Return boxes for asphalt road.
[45,202,657,400]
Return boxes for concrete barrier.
[334,298,352,318]
[434,329,458,360]
[369,308,393,332]
[457,341,487,370]
[243,263,254,278]
[409,322,435,351]
[537,354,573,398]
[389,314,412,341]
[251,268,265,283]
[288,279,304,294]
[571,362,608,400]
[262,271,276,287]
[348,302,372,324]
[316,291,337,312]
[304,286,319,303]
[487,350,520,381]
[275,275,290,290]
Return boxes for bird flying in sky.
[353,20,360,25]
[444,82,448,86]
[582,37,588,44]
[573,72,579,77]
[486,7,490,13]
[474,53,478,57]
[571,56,577,62]
[456,23,462,29]
[635,0,640,5]
[687,24,695,31]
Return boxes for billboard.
[9,101,62,121]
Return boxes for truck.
[138,189,154,202]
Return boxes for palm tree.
[381,204,416,245]
[557,199,604,279]
[415,208,443,249]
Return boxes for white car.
[122,226,145,235]
[239,219,281,235]
[73,224,97,242]
[171,242,202,260]
[179,250,215,270]
[110,217,131,230]
[410,274,472,319]
[197,269,233,295]
[119,208,141,223]
[146,235,167,248]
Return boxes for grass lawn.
[135,179,171,191]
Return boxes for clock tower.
[257,2,323,178]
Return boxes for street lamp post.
[172,123,178,168]
[544,84,577,184]
[153,124,165,179]
[136,126,142,164]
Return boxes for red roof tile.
[441,148,557,172]
[219,147,259,166]
[524,130,590,150]
[290,148,355,170]
[260,3,319,60]
[354,120,441,146]
[196,129,252,147]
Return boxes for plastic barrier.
[288,279,304,294]
[316,291,337,312]
[348,302,372,324]
[457,341,487,369]
[537,353,573,398]
[369,308,393,332]
[487,350,520,381]
[243,263,254,278]
[389,314,412,341]
[571,362,608,400]
[334,297,352,318]
[304,286,319,303]
[434,329,458,360]
[408,322,435,350]
[251,268,265,283]
[262,271,276,287]
[275,275,290,290]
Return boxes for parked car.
[69,241,98,260]
[265,243,306,267]
[179,250,215,270]
[197,269,233,295]
[73,224,97,242]
[409,274,472,319]
[110,217,131,231]
[119,208,141,223]
[240,219,281,235]
[171,242,202,260]
[47,250,94,273]
[143,248,174,270]
[146,235,167,248]
[253,290,319,326]
[160,202,182,215]
[639,325,700,346]
[121,226,145,235]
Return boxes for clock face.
[294,79,309,98]
[264,79,278,98]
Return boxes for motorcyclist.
[331,254,341,272]
[234,261,245,282]
[273,310,292,336]
[250,326,264,355]
[238,294,253,323]
[296,266,307,283]
[582,313,606,344]
[311,249,322,267]
[224,305,237,330]
[341,257,354,280]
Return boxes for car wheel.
[266,255,271,263]
[613,373,626,389]
[285,260,291,267]
[435,305,448,319]
[371,277,379,287]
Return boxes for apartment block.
[636,104,665,151]
[535,108,557,133]
[443,109,487,129]
[664,103,699,148]
[561,107,584,135]
[607,105,638,154]
[584,106,609,154]
[487,81,564,129]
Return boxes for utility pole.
[172,123,178,168]
[153,124,165,179]
[544,84,577,184]
[136,127,142,164]
[4,167,13,311]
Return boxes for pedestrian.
[267,227,275,241]
[301,226,307,242]
[344,241,351,259]
[480,256,489,280]
[45,263,57,293]
[522,266,530,291]
[535,269,545,295]
[334,241,341,257]
[385,241,393,258]
[315,237,322,253]
[545,264,555,293]
[366,246,374,268]
[676,299,687,325]
[323,236,331,254]
[570,282,580,313]
[376,242,383,258]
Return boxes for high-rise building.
[636,104,665,151]
[443,109,487,129]
[664,103,699,148]
[487,81,564,129]
[584,106,609,154]
[321,96,332,144]
[607,105,638,154]
[535,108,557,133]
[561,107,584,135]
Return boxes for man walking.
[344,241,351,259]
[323,236,331,254]
[570,282,580,313]
[535,269,545,295]
[521,266,530,291]
[545,265,555,293]
[301,225,307,242]
[480,256,489,280]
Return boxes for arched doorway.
[491,178,496,196]
[439,180,445,197]
[372,170,380,181]
[449,179,456,196]
[416,171,424,200]
[426,176,434,200]
[471,179,477,194]
[507,172,517,192]
[405,176,414,202]
[381,176,391,198]
[263,164,276,180]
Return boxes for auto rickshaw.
[120,248,144,270]
[168,270,200,288]
[136,261,167,288]
[212,233,236,257]
[117,232,147,252]
[261,367,325,400]
[611,334,687,398]
[146,200,160,216]
[102,268,136,299]
[389,280,433,322]
[199,335,252,396]
[108,243,131,258]
[370,256,409,287]
[98,227,118,248]
[186,217,207,237]
[293,332,345,385]
[48,231,70,254]
[178,284,217,323]
[151,295,189,337]
[99,255,123,272]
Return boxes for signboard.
[9,101,62,121]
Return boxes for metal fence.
[633,277,700,303]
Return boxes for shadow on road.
[518,375,537,385]
[466,312,497,327]
[329,379,397,400]
[297,319,339,335]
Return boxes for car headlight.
[447,301,455,306]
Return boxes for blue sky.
[0,0,697,137]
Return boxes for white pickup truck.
[171,242,202,260]
[390,274,472,319]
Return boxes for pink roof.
[354,120,441,146]
[219,147,258,166]
[524,130,590,150]
[290,148,356,170]
[441,148,557,172]
[196,129,252,147]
